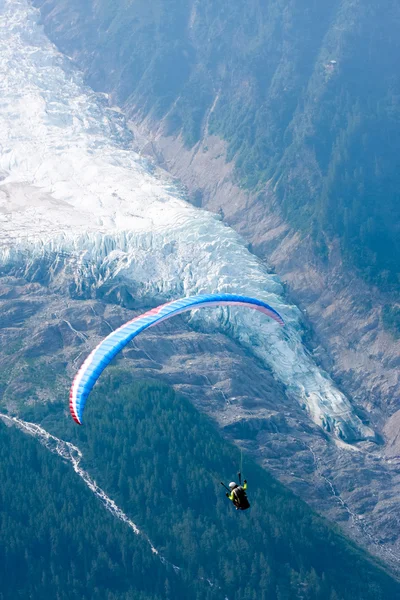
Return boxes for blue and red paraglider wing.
[69,293,284,424]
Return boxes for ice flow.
[0,0,374,442]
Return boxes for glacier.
[0,0,374,442]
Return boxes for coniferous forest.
[3,372,399,599]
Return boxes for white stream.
[0,412,179,569]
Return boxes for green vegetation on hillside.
[0,417,188,600]
[382,305,400,338]
[34,0,400,290]
[18,371,400,600]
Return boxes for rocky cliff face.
[130,122,400,443]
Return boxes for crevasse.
[0,0,374,442]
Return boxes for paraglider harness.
[222,472,250,511]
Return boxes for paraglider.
[69,293,284,425]
[222,473,250,511]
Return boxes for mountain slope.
[33,0,400,291]
[7,376,400,600]
[1,0,400,572]
[0,415,189,600]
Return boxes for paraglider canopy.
[69,293,284,425]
